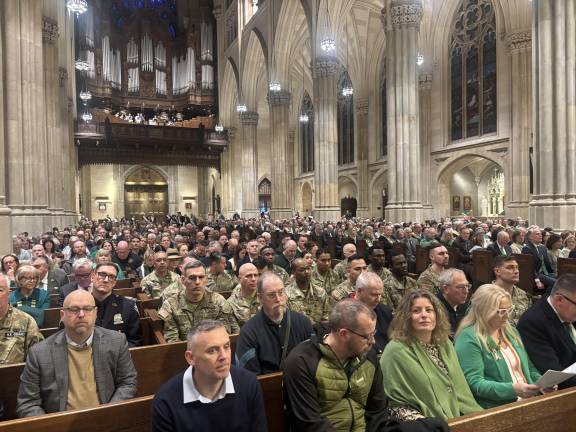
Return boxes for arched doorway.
[124,166,168,219]
[438,156,505,217]
[258,178,271,214]
[341,197,357,217]
[302,182,312,216]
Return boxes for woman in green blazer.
[455,284,552,408]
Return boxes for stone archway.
[301,182,313,216]
[124,166,168,219]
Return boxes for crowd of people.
[2,213,576,431]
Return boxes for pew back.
[558,257,576,277]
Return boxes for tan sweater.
[66,345,100,410]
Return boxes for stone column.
[312,56,340,222]
[197,166,210,218]
[384,1,424,222]
[530,1,576,229]
[220,146,231,215]
[0,5,12,253]
[506,30,532,220]
[419,73,433,217]
[355,97,370,217]
[267,90,293,219]
[226,127,242,216]
[239,111,260,218]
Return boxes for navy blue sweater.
[151,366,268,432]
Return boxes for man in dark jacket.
[283,299,449,432]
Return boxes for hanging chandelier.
[66,0,88,15]
[215,124,224,132]
[269,81,281,92]
[299,113,309,123]
[236,104,247,113]
[320,38,336,52]
[342,86,353,97]
[79,90,92,102]
[82,111,92,122]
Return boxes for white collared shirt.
[65,331,94,348]
[182,366,235,404]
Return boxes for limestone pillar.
[312,56,340,222]
[355,97,370,218]
[0,5,12,253]
[197,166,210,218]
[226,127,242,217]
[530,1,576,229]
[239,112,260,218]
[507,31,532,220]
[384,1,424,222]
[419,73,433,217]
[267,90,293,219]
[220,146,231,215]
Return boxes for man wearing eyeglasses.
[493,255,531,326]
[518,274,576,390]
[58,258,94,307]
[91,263,142,347]
[16,289,137,417]
[437,269,470,336]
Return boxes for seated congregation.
[2,216,576,431]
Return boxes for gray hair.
[0,273,11,288]
[551,274,576,296]
[256,271,283,295]
[186,320,227,350]
[31,255,52,268]
[355,272,383,292]
[328,298,375,332]
[72,258,93,271]
[497,230,509,240]
[438,268,466,288]
[182,259,206,274]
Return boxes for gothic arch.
[240,30,267,109]
[338,175,358,199]
[220,58,239,125]
[301,181,313,216]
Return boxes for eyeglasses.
[96,271,117,281]
[20,277,38,282]
[75,272,92,279]
[264,290,285,299]
[496,305,516,317]
[345,328,376,342]
[454,283,472,291]
[64,306,96,315]
[559,294,576,307]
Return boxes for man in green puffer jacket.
[283,299,449,432]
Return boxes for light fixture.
[215,124,224,132]
[417,53,424,66]
[320,38,336,52]
[269,81,281,92]
[342,86,353,97]
[236,104,247,113]
[75,59,90,71]
[67,0,88,15]
[341,19,353,97]
[79,90,92,102]
[82,111,92,122]
[299,113,309,123]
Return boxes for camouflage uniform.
[271,265,291,287]
[332,279,356,302]
[207,270,239,294]
[382,274,419,311]
[158,290,240,342]
[505,284,532,326]
[367,265,392,282]
[141,270,179,299]
[333,259,349,283]
[311,268,340,295]
[417,266,443,293]
[0,306,44,364]
[226,284,260,327]
[285,280,331,324]
[162,279,184,300]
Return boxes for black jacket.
[95,293,142,347]
[486,242,513,257]
[57,282,81,307]
[437,293,469,337]
[374,304,393,355]
[517,298,576,389]
[521,242,554,276]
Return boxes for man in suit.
[521,226,556,291]
[487,230,513,257]
[518,274,576,389]
[58,258,94,307]
[31,256,67,294]
[17,289,137,417]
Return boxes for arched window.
[450,0,496,141]
[337,71,354,165]
[300,92,314,173]
[381,79,388,156]
[258,178,271,213]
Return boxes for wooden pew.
[448,246,461,269]
[513,253,538,295]
[49,293,59,308]
[415,245,430,274]
[42,308,61,328]
[114,279,133,289]
[356,239,367,258]
[392,242,406,256]
[113,287,140,298]
[558,257,576,277]
[471,250,494,290]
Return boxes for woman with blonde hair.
[380,289,481,420]
[93,249,126,280]
[560,235,576,258]
[9,265,50,327]
[455,284,551,408]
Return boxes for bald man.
[17,290,137,417]
[227,263,260,327]
[112,240,142,274]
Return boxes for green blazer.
[380,339,482,420]
[455,325,542,408]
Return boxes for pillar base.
[0,207,13,255]
[313,207,341,222]
[529,197,576,230]
[386,204,424,223]
[506,201,530,221]
[270,208,294,220]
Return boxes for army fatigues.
[159,290,240,342]
[382,274,419,311]
[207,270,239,294]
[367,265,392,282]
[0,306,44,365]
[311,268,340,295]
[333,259,349,283]
[141,270,179,299]
[285,280,331,324]
[417,266,443,293]
[162,279,184,300]
[505,284,532,326]
[271,265,291,287]
[226,284,260,327]
[332,279,356,302]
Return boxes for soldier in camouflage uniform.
[285,258,331,324]
[417,244,449,293]
[227,263,260,327]
[206,253,238,294]
[493,256,532,326]
[367,247,392,281]
[332,255,368,302]
[159,260,239,342]
[382,254,418,311]
[141,251,179,298]
[259,247,291,286]
[310,250,340,294]
[0,275,43,364]
[333,243,357,282]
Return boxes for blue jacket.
[9,288,50,327]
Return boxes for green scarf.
[380,338,483,420]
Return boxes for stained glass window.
[450,0,496,141]
[337,71,354,165]
[300,92,315,174]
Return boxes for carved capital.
[267,90,292,106]
[42,17,59,44]
[240,111,259,125]
[390,1,423,28]
[355,98,369,114]
[506,31,532,52]
[59,67,68,87]
[419,73,432,90]
[312,56,340,78]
